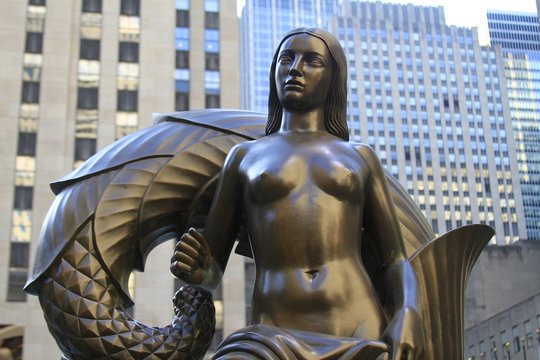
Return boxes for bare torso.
[238,131,386,338]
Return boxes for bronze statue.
[25,27,493,360]
[172,28,421,359]
[170,28,494,359]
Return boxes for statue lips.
[284,78,304,91]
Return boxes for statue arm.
[357,144,425,359]
[171,143,246,289]
[204,143,246,270]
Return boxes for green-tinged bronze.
[26,27,493,360]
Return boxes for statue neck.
[279,107,326,133]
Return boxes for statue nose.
[289,66,302,77]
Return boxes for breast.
[244,157,301,204]
[311,161,363,202]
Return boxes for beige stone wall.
[189,1,205,110]
[220,0,241,109]
[465,293,540,360]
[465,241,540,328]
[138,0,175,128]
[0,0,26,304]
[0,0,243,358]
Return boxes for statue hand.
[170,228,212,284]
[382,307,425,360]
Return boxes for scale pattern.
[39,220,215,360]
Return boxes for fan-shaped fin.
[409,224,494,360]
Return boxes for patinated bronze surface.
[170,28,494,360]
[23,111,267,360]
[25,27,494,360]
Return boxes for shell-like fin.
[409,224,494,360]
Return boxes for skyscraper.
[240,0,339,112]
[0,0,242,358]
[487,10,540,241]
[329,0,526,245]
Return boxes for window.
[524,320,532,347]
[175,28,190,50]
[77,88,98,109]
[205,52,219,70]
[500,329,508,348]
[75,138,96,161]
[175,92,189,111]
[469,344,476,359]
[176,50,189,69]
[205,94,219,108]
[82,0,102,13]
[205,12,219,29]
[205,29,219,52]
[25,32,43,54]
[22,81,40,103]
[489,336,496,359]
[117,90,138,111]
[17,132,36,156]
[80,39,100,60]
[119,42,139,62]
[7,268,28,302]
[120,0,140,16]
[479,340,486,358]
[512,325,520,352]
[9,243,30,268]
[176,0,189,10]
[14,186,33,210]
[204,0,219,12]
[176,10,189,27]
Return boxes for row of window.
[468,316,540,359]
[174,2,222,111]
[74,0,104,166]
[82,0,140,16]
[115,0,140,140]
[8,0,47,302]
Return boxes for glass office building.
[487,11,540,241]
[240,0,339,112]
[328,1,527,244]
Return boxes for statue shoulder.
[350,142,379,164]
[223,140,253,170]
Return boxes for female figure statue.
[171,28,424,359]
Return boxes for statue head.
[266,27,349,141]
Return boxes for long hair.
[266,27,349,141]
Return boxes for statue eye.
[306,56,324,66]
[278,54,293,64]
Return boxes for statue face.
[275,33,333,111]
